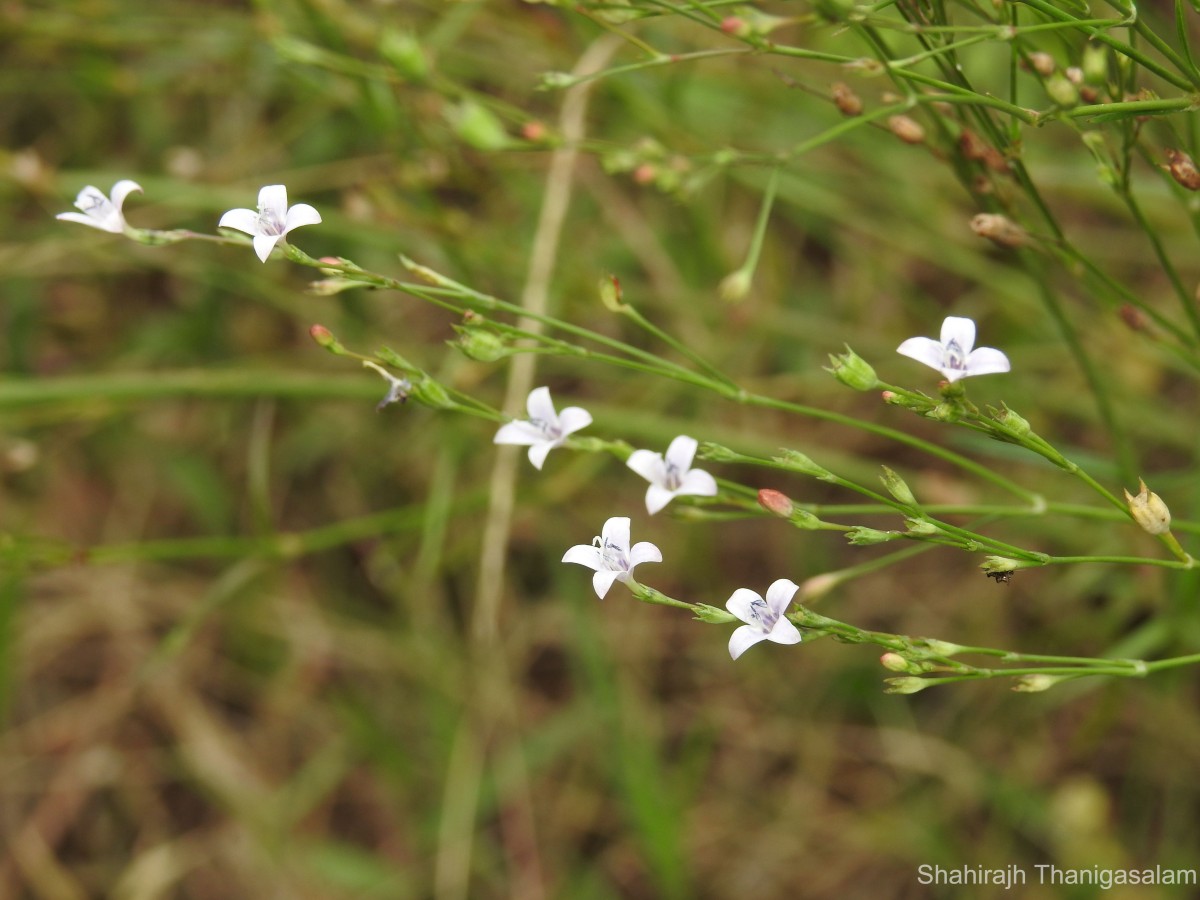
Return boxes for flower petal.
[628,541,662,568]
[110,179,142,211]
[525,386,556,423]
[601,517,631,552]
[217,207,259,235]
[493,421,543,446]
[527,441,556,470]
[896,336,945,371]
[764,578,800,617]
[940,316,976,355]
[767,618,803,646]
[252,232,281,263]
[56,211,113,232]
[963,347,1011,378]
[258,184,288,218]
[729,625,770,660]
[562,544,602,571]
[592,570,619,599]
[284,202,322,233]
[665,435,699,471]
[725,587,766,626]
[644,484,674,515]
[626,449,665,485]
[556,406,592,437]
[677,469,718,498]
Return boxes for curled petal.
[527,442,556,470]
[726,587,766,625]
[525,386,556,423]
[964,347,1011,378]
[284,202,322,232]
[764,578,800,616]
[601,516,631,551]
[677,469,718,498]
[729,625,771,660]
[493,421,544,446]
[940,316,976,354]
[627,449,665,484]
[896,336,945,371]
[556,406,592,437]
[644,484,674,515]
[628,541,662,569]
[258,184,288,218]
[218,207,259,235]
[252,233,282,263]
[592,570,619,599]
[664,435,699,471]
[562,544,602,571]
[110,179,143,211]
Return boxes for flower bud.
[990,403,1031,436]
[309,324,345,354]
[447,100,510,151]
[1025,51,1056,77]
[1124,479,1171,535]
[1065,66,1084,85]
[718,268,752,302]
[773,449,833,479]
[599,274,629,312]
[825,346,879,391]
[884,676,931,694]
[379,28,428,81]
[758,488,795,518]
[1012,674,1067,692]
[452,325,513,362]
[693,603,737,624]
[1045,73,1079,108]
[831,82,863,117]
[880,652,911,672]
[887,115,925,144]
[971,213,1027,248]
[846,527,898,546]
[410,376,456,410]
[1164,149,1200,190]
[880,466,918,506]
[1081,45,1108,84]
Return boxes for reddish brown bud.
[757,488,795,518]
[720,16,746,35]
[1165,149,1200,190]
[1025,52,1056,77]
[521,120,547,142]
[1118,304,1147,332]
[309,324,336,348]
[831,82,863,117]
[887,115,925,144]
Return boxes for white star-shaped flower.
[55,180,142,234]
[896,316,1010,383]
[493,386,592,470]
[218,184,322,263]
[626,435,718,514]
[725,578,803,660]
[562,516,662,599]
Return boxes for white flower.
[363,361,411,410]
[55,180,142,233]
[218,184,322,263]
[626,435,718,514]
[896,316,1010,383]
[493,386,591,470]
[725,578,803,660]
[562,516,662,599]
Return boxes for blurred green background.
[3,0,1200,897]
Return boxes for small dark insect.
[986,570,1013,584]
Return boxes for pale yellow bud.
[1123,479,1171,535]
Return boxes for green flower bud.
[772,449,833,479]
[1045,73,1079,108]
[447,100,510,151]
[451,324,514,362]
[990,403,1031,436]
[880,466,918,506]
[884,676,931,694]
[379,29,428,81]
[309,324,345,355]
[826,345,880,391]
[1012,674,1068,692]
[693,604,737,624]
[1081,45,1108,84]
[410,377,456,410]
[846,527,898,546]
[599,274,629,312]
